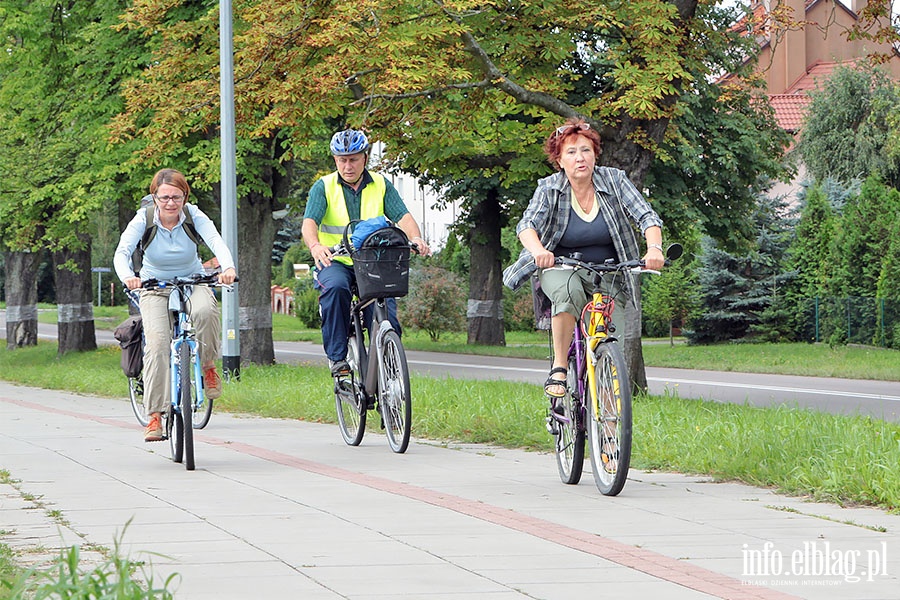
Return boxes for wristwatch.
[648,243,663,252]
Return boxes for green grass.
[642,341,900,381]
[1,341,899,513]
[0,538,176,599]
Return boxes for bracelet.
[412,236,424,242]
[648,243,663,252]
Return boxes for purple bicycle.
[546,245,682,496]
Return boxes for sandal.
[543,367,568,398]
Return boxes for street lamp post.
[220,0,240,380]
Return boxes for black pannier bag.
[350,225,411,303]
[113,315,144,378]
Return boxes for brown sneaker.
[144,413,164,442]
[204,367,222,400]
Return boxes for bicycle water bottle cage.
[581,297,615,337]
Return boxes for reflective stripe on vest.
[321,172,386,265]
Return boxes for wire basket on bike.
[349,224,411,302]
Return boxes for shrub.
[291,279,321,329]
[398,265,466,341]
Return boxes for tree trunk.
[603,116,674,394]
[4,250,40,350]
[51,236,97,355]
[236,187,277,365]
[466,187,505,346]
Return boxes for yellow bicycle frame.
[583,291,616,419]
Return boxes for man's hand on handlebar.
[412,237,432,257]
[311,242,334,269]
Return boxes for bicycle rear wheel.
[128,376,149,427]
[335,335,367,446]
[553,354,585,484]
[587,341,632,496]
[378,330,411,453]
[193,397,213,429]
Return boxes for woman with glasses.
[502,118,665,398]
[113,168,237,442]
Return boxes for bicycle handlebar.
[140,272,239,290]
[328,240,421,257]
[549,243,683,277]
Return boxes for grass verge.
[1,342,899,512]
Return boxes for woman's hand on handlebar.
[533,247,555,269]
[218,267,237,285]
[642,247,665,271]
[124,276,142,290]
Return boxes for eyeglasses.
[554,122,590,138]
[155,194,185,204]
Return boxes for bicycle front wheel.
[554,354,585,485]
[128,376,149,427]
[378,330,411,453]
[587,341,632,496]
[180,343,195,471]
[335,335,367,446]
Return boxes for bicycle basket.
[350,225,411,302]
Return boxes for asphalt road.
[6,311,900,422]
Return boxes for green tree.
[783,183,837,342]
[826,176,900,345]
[0,0,145,354]
[798,66,900,187]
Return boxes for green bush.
[291,279,321,329]
[503,285,537,332]
[398,265,466,341]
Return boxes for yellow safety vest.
[320,172,386,265]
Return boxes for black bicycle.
[329,224,417,453]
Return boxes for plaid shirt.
[502,166,663,291]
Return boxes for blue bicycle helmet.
[329,129,370,156]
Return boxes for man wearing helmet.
[302,128,432,376]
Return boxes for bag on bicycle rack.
[113,315,144,378]
[347,221,411,302]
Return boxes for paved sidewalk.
[1,381,898,599]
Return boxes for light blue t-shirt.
[113,203,235,282]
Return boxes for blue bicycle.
[136,273,234,470]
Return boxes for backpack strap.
[130,204,204,276]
